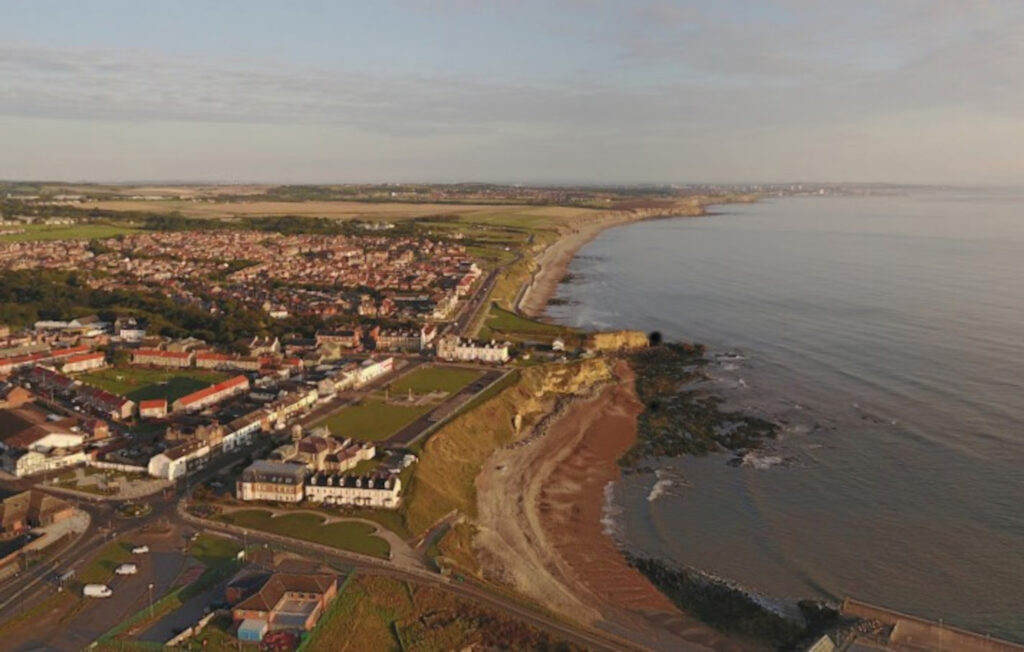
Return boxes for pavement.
[138,574,228,644]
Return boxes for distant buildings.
[60,352,106,374]
[138,399,168,419]
[132,348,194,368]
[315,328,362,349]
[0,405,88,477]
[195,352,263,372]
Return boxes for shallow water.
[547,191,1024,641]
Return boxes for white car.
[115,563,138,575]
[83,584,113,598]
[131,545,149,554]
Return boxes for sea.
[545,190,1024,642]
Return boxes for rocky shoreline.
[504,199,849,650]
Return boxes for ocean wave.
[647,472,673,502]
[600,480,623,539]
[730,451,795,469]
[713,352,747,362]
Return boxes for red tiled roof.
[176,375,248,407]
[134,348,192,360]
[139,399,167,410]
[196,352,232,361]
[63,352,105,364]
[50,345,91,358]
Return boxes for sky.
[2,0,1024,185]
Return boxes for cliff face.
[587,330,650,351]
[403,357,612,535]
[518,356,612,402]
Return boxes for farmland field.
[78,199,601,226]
[0,223,139,242]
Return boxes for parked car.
[83,584,113,598]
[131,545,149,554]
[115,563,138,575]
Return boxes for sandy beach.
[474,360,760,651]
[518,212,638,317]
[518,201,716,318]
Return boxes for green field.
[0,223,138,242]
[216,510,390,559]
[480,303,579,343]
[189,533,243,567]
[389,366,482,396]
[77,365,228,402]
[321,399,432,441]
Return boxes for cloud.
[2,1,1024,183]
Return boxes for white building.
[436,335,509,363]
[236,460,307,503]
[8,448,88,477]
[305,473,402,509]
[147,440,210,480]
[354,357,394,387]
[60,352,106,374]
[223,412,266,452]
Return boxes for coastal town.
[5,0,1024,645]
[0,229,483,324]
[0,183,1013,652]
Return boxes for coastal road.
[452,267,501,338]
[384,366,507,447]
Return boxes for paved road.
[451,267,500,337]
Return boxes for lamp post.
[148,582,154,618]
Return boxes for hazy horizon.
[3,1,1024,185]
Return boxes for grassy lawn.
[189,533,242,567]
[484,303,574,337]
[77,540,133,585]
[216,510,390,559]
[389,366,482,395]
[0,223,139,242]
[321,399,432,441]
[77,365,228,402]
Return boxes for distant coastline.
[517,196,756,318]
